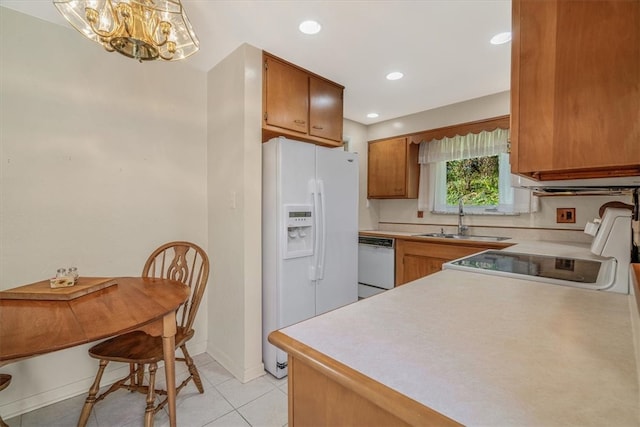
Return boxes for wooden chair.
[78,241,210,427]
[0,374,11,427]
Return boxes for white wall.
[364,92,631,238]
[0,8,207,418]
[344,119,379,230]
[206,44,264,382]
[368,91,511,141]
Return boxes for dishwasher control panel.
[358,236,395,248]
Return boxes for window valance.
[419,128,509,164]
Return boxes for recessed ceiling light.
[367,113,379,119]
[299,20,322,35]
[386,72,404,81]
[490,32,512,45]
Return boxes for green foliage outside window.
[446,156,499,206]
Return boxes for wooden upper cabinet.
[511,0,640,180]
[263,52,344,147]
[263,56,309,135]
[367,137,419,199]
[309,76,343,142]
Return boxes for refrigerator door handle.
[317,179,327,280]
[309,179,320,281]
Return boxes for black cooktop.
[450,250,602,283]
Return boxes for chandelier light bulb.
[99,13,110,31]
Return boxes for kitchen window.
[418,128,534,214]
[445,155,500,207]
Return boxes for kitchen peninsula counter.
[269,269,640,426]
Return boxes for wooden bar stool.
[0,374,11,427]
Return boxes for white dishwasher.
[358,236,395,298]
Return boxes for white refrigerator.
[262,137,359,378]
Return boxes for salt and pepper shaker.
[68,267,79,283]
[51,267,78,288]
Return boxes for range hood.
[511,175,640,193]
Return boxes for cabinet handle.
[312,125,324,130]
[294,119,306,125]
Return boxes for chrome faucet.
[458,198,468,235]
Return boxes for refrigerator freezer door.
[263,138,317,378]
[276,140,317,327]
[314,146,359,314]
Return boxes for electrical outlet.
[557,208,576,223]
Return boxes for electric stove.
[445,250,617,291]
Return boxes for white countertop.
[359,228,594,246]
[280,269,640,426]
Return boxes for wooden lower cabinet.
[269,331,461,427]
[395,239,510,286]
[289,357,412,426]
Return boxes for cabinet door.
[511,0,640,179]
[401,255,445,285]
[264,56,309,135]
[309,77,343,142]
[368,137,407,198]
[368,137,418,199]
[395,240,491,285]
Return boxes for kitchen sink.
[414,233,511,242]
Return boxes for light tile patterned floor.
[5,353,288,427]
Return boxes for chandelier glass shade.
[53,0,199,62]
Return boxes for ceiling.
[0,0,512,125]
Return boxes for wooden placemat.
[0,277,117,301]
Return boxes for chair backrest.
[142,241,210,332]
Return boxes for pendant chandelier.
[53,0,199,62]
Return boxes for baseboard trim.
[0,363,132,420]
[0,338,211,420]
[206,345,265,383]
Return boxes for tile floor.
[5,353,288,427]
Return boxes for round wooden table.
[0,277,189,427]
